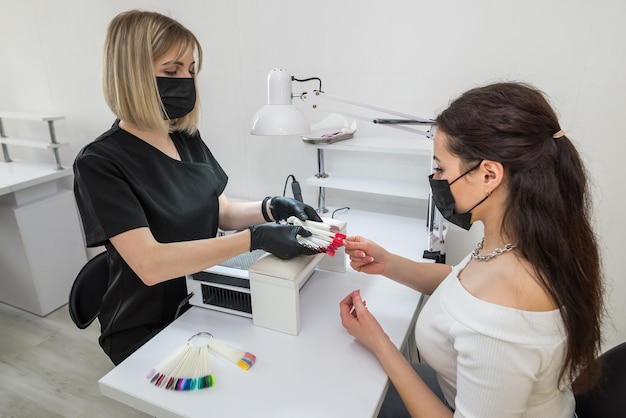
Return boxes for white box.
[187,217,348,335]
[248,252,324,335]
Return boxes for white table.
[99,210,428,418]
[0,160,71,197]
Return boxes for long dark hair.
[436,82,603,391]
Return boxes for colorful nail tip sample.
[147,333,255,391]
[287,216,345,256]
[237,352,257,370]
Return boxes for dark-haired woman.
[340,82,603,417]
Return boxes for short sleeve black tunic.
[73,120,227,364]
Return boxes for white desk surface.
[99,209,428,418]
[0,160,71,196]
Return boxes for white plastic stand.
[248,252,324,335]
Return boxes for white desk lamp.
[250,68,446,263]
[250,68,311,135]
[251,68,433,137]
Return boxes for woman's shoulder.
[458,254,557,312]
[76,121,135,162]
[439,277,565,346]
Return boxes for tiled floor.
[0,302,148,418]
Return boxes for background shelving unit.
[304,136,433,212]
[0,112,68,170]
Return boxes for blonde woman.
[74,10,321,365]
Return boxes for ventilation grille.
[194,271,252,315]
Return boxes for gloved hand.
[249,223,319,260]
[269,196,323,222]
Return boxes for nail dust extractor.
[185,217,346,335]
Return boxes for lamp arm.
[300,90,434,137]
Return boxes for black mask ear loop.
[449,161,483,186]
[464,193,490,213]
[453,160,488,209]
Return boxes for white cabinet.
[0,113,86,316]
[0,188,87,316]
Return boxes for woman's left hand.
[339,290,390,354]
[269,196,322,222]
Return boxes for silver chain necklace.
[471,237,518,262]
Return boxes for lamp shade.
[250,68,310,135]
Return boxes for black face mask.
[156,77,196,120]
[428,161,489,231]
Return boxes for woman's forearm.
[110,227,252,285]
[383,254,452,295]
[218,198,266,231]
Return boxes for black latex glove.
[269,196,323,222]
[249,223,319,260]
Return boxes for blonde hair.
[102,10,203,134]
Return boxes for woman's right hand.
[343,236,389,275]
[249,223,318,260]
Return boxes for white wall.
[1,0,624,350]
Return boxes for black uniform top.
[73,120,228,364]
